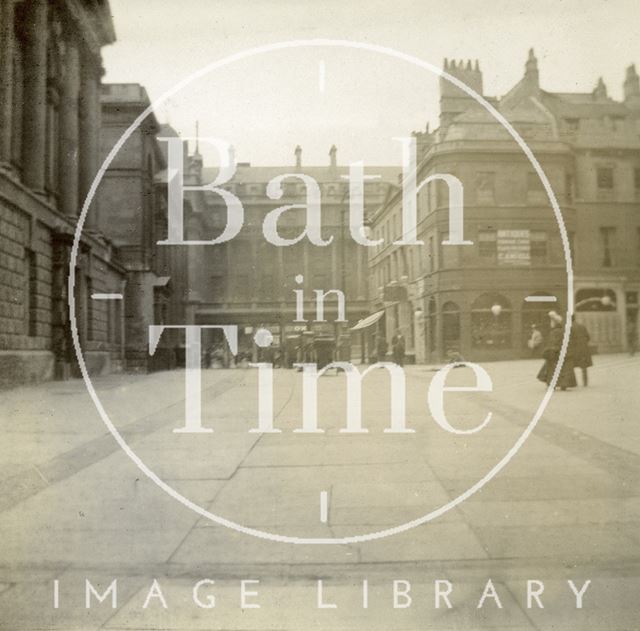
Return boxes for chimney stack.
[593,77,608,100]
[329,144,337,168]
[294,145,302,169]
[524,48,539,90]
[624,64,640,105]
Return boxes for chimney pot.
[329,144,337,168]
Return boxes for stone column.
[59,39,80,216]
[0,0,15,166]
[79,54,101,228]
[22,0,48,192]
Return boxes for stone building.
[97,84,192,371]
[185,146,397,363]
[0,0,126,386]
[369,51,640,362]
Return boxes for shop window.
[575,288,617,312]
[522,292,555,349]
[471,293,512,348]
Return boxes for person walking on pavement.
[537,312,577,390]
[391,329,406,367]
[570,315,592,386]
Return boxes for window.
[44,29,61,199]
[428,236,435,273]
[600,226,616,268]
[86,276,94,341]
[471,293,512,348]
[635,169,640,199]
[564,118,579,132]
[476,172,496,205]
[527,172,546,203]
[113,300,122,346]
[11,6,26,171]
[530,231,548,263]
[25,249,37,337]
[427,297,437,353]
[478,230,497,258]
[442,302,461,352]
[597,167,614,190]
[565,172,574,203]
[568,231,576,262]
[637,227,640,266]
[527,172,544,193]
[576,288,617,312]
[611,116,625,132]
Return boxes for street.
[0,355,639,630]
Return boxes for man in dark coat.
[569,315,592,386]
[391,330,406,367]
[537,312,577,390]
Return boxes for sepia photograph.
[0,1,639,629]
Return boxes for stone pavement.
[0,355,638,630]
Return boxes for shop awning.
[350,310,385,332]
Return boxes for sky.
[102,0,640,166]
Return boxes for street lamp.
[491,304,502,317]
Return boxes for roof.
[200,164,401,185]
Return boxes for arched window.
[442,301,461,352]
[575,288,617,312]
[471,293,512,348]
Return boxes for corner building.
[369,51,640,362]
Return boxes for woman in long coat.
[537,313,577,390]
[569,315,592,386]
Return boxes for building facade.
[0,0,127,386]
[370,51,640,362]
[97,84,194,371]
[185,147,397,364]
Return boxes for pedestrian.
[628,321,638,357]
[391,329,406,367]
[569,315,592,386]
[376,334,388,363]
[536,312,577,390]
[527,324,543,358]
